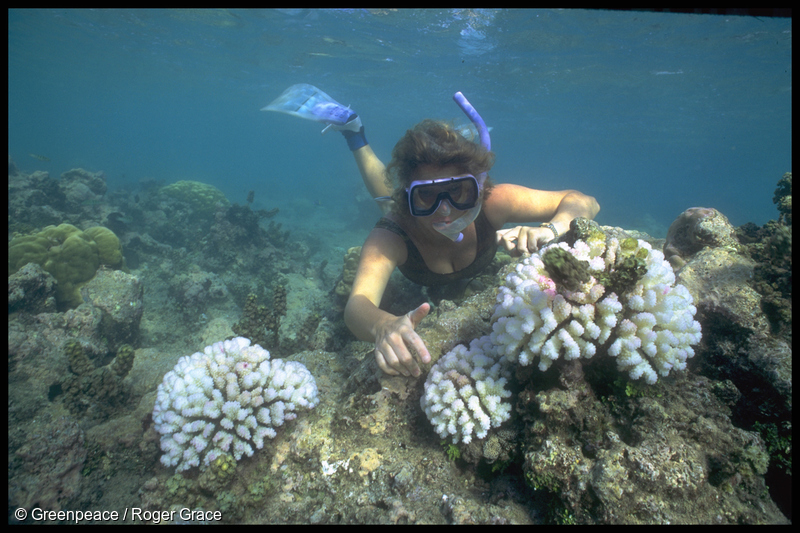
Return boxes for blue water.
[8,9,792,237]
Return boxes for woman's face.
[410,164,475,227]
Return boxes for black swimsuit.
[374,211,498,287]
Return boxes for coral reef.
[520,364,782,524]
[8,262,58,315]
[10,415,87,512]
[61,340,136,418]
[233,294,276,349]
[281,310,323,355]
[198,454,238,492]
[689,173,792,517]
[8,167,67,228]
[736,173,792,337]
[113,344,136,377]
[80,268,144,350]
[232,287,286,351]
[8,223,125,309]
[169,267,230,318]
[202,204,281,271]
[7,156,789,523]
[772,172,791,226]
[753,227,792,330]
[83,226,125,269]
[480,428,517,465]
[159,180,230,216]
[335,246,362,299]
[8,269,143,399]
[265,220,291,248]
[152,337,319,472]
[8,166,110,229]
[273,284,288,319]
[663,207,741,269]
[60,168,108,205]
[540,246,592,291]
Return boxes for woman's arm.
[485,183,600,255]
[344,228,431,377]
[353,145,393,199]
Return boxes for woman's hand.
[373,302,431,377]
[496,225,557,256]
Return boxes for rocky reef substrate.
[8,160,791,523]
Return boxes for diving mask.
[424,92,490,242]
[406,175,480,217]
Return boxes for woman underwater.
[264,86,600,378]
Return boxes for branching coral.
[491,237,701,384]
[421,232,702,444]
[421,336,512,444]
[152,337,318,472]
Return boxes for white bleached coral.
[420,336,512,445]
[421,233,702,444]
[152,337,319,472]
[491,237,701,384]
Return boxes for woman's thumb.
[407,302,431,327]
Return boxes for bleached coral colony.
[492,237,702,383]
[421,335,512,445]
[422,235,702,444]
[153,337,319,472]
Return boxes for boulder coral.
[8,223,125,309]
[160,180,230,215]
[663,207,740,269]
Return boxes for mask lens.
[413,187,440,210]
[408,176,479,216]
[447,181,474,205]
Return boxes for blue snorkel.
[432,92,492,242]
[453,91,491,154]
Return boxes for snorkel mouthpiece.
[431,199,482,242]
[434,92,491,242]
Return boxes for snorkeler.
[263,85,600,378]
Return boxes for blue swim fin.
[262,84,358,132]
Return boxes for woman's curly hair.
[385,119,495,216]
